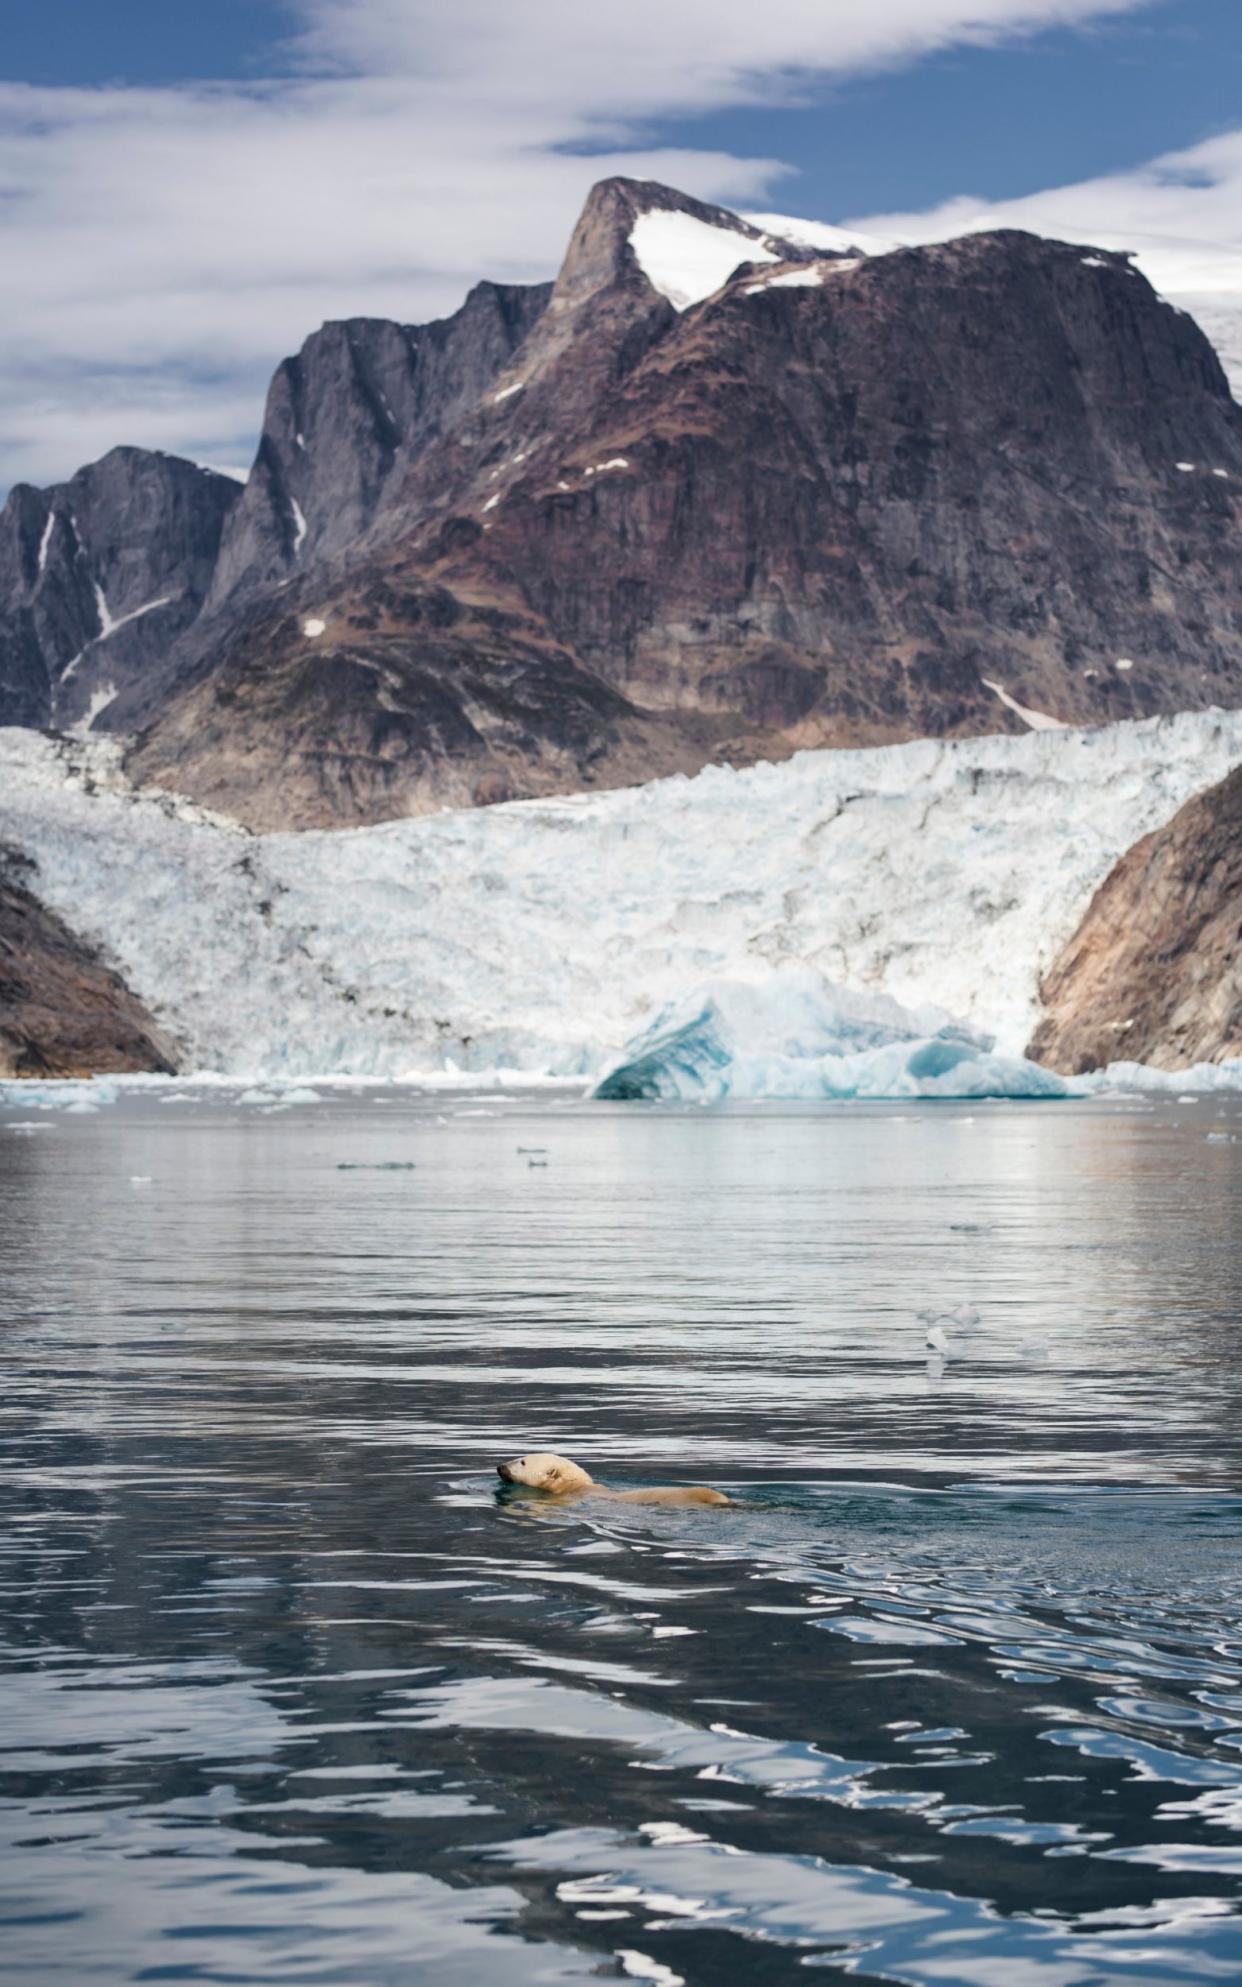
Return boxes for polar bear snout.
[496,1460,515,1481]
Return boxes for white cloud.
[0,0,1158,489]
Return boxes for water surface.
[2,1091,1241,1984]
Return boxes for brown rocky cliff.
[1028,765,1242,1073]
[0,848,178,1078]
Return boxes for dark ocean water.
[2,1088,1241,1985]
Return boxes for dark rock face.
[128,182,1242,827]
[0,846,179,1077]
[1028,767,1242,1073]
[0,449,239,733]
[202,279,553,613]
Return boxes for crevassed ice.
[2,711,1242,1084]
[629,211,776,311]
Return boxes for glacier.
[3,710,1242,1092]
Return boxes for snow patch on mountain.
[629,211,777,311]
[744,212,897,259]
[2,711,1242,1083]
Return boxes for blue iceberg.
[592,970,1069,1102]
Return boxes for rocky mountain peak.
[0,448,240,735]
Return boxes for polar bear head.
[497,1452,594,1494]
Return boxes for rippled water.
[3,1090,1242,1985]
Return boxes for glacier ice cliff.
[3,710,1242,1087]
[593,971,1070,1101]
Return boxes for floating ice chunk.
[617,1952,684,1987]
[1176,462,1196,472]
[1212,468,1229,478]
[982,679,1066,732]
[493,382,525,402]
[593,968,1070,1103]
[629,210,777,312]
[302,617,326,638]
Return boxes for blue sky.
[2,0,1240,490]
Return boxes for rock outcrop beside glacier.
[1029,765,1242,1072]
[0,845,178,1078]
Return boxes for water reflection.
[1,1091,1241,1983]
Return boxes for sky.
[2,0,1240,492]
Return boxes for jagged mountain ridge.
[4,177,1242,831]
[0,449,239,733]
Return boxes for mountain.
[0,843,177,1078]
[1029,764,1242,1072]
[0,449,240,734]
[4,178,1242,833]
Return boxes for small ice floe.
[302,617,326,638]
[1206,1131,1234,1143]
[617,1951,685,1987]
[5,1121,52,1134]
[1176,462,1196,473]
[1115,658,1134,671]
[1212,468,1229,478]
[638,1821,707,1844]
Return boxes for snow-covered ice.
[3,711,1242,1091]
[629,211,776,311]
[290,498,308,554]
[36,510,56,575]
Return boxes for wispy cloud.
[0,0,1155,488]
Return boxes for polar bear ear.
[545,1464,562,1482]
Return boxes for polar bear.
[497,1452,730,1507]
